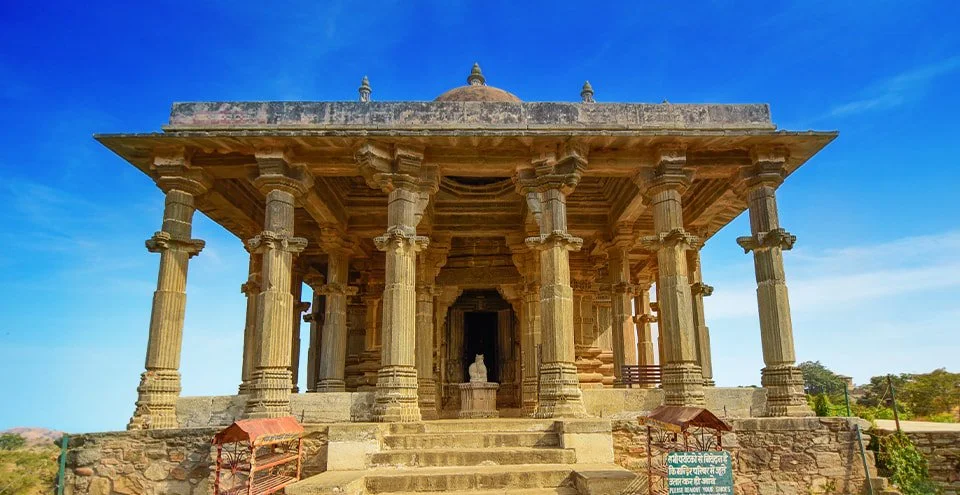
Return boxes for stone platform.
[287,418,635,495]
[173,387,767,427]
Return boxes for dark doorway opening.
[463,311,499,383]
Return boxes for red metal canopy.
[640,405,733,433]
[212,416,304,446]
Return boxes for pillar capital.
[152,152,213,197]
[634,313,658,324]
[736,228,796,253]
[319,228,356,255]
[734,147,790,198]
[253,150,314,198]
[634,146,693,197]
[303,272,325,290]
[691,282,714,297]
[317,283,358,297]
[525,232,583,251]
[240,277,260,297]
[247,231,308,254]
[639,228,699,251]
[374,230,429,252]
[145,231,205,257]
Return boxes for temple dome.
[435,63,521,103]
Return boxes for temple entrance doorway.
[463,311,499,383]
[441,289,520,415]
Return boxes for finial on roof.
[467,63,486,86]
[581,81,595,103]
[358,76,372,102]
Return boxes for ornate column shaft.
[128,160,209,430]
[518,145,588,418]
[509,242,541,415]
[238,251,262,394]
[358,144,437,422]
[357,282,383,391]
[594,288,615,386]
[290,268,308,393]
[637,148,704,407]
[415,244,447,420]
[736,148,811,417]
[608,234,637,387]
[304,277,324,393]
[316,240,357,392]
[244,153,310,418]
[633,282,657,380]
[687,248,715,387]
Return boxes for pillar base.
[597,350,615,387]
[662,362,706,407]
[374,365,421,422]
[533,362,586,418]
[761,365,813,417]
[237,381,251,395]
[703,379,716,387]
[315,379,346,393]
[521,377,539,416]
[244,368,293,419]
[128,370,181,430]
[418,378,438,420]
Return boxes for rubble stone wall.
[613,417,876,495]
[63,426,329,495]
[874,428,960,495]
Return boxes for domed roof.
[435,64,521,103]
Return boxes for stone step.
[377,488,578,495]
[383,432,561,450]
[388,419,556,435]
[364,464,577,493]
[369,447,577,467]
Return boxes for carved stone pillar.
[508,242,541,415]
[687,248,715,387]
[358,144,437,422]
[243,152,310,419]
[343,299,365,391]
[316,237,357,392]
[594,288,615,386]
[238,250,262,395]
[357,281,383,391]
[128,157,209,430]
[517,145,588,418]
[633,281,657,388]
[637,147,704,407]
[290,267,307,393]
[304,274,324,393]
[736,148,811,417]
[415,244,447,419]
[572,278,603,388]
[608,233,637,387]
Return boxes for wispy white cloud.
[696,230,960,385]
[827,56,960,118]
[706,230,960,319]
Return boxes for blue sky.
[1,1,958,433]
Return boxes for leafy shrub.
[0,447,59,495]
[875,432,940,495]
[0,434,26,451]
[926,412,957,423]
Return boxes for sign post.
[666,451,734,494]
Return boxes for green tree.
[813,393,834,417]
[902,368,960,417]
[0,434,26,451]
[797,361,847,398]
[858,374,910,408]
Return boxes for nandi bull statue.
[468,354,488,383]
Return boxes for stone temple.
[69,66,880,495]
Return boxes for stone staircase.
[287,419,636,495]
